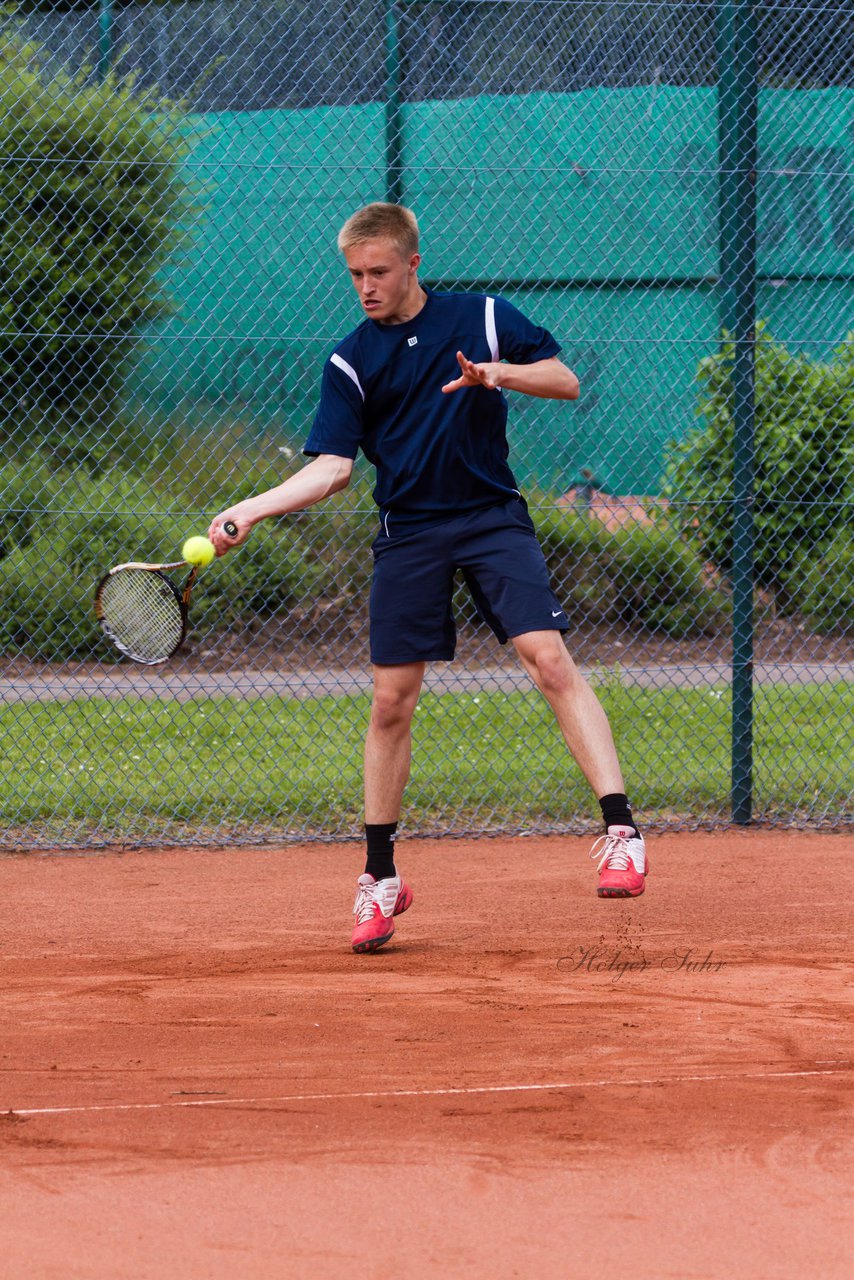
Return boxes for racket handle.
[223,520,239,538]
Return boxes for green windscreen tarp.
[132,86,854,495]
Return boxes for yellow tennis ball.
[182,535,216,567]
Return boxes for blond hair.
[337,203,420,258]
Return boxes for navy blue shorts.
[369,498,569,664]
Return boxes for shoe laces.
[353,875,399,924]
[353,880,377,925]
[589,833,631,872]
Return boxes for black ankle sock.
[364,821,398,881]
[598,793,640,838]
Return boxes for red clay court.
[2,830,852,1279]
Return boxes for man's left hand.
[441,350,503,394]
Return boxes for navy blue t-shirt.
[303,289,560,528]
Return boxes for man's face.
[343,237,421,323]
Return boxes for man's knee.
[537,653,580,699]
[518,637,581,699]
[371,695,413,734]
[370,671,422,733]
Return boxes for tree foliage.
[0,13,187,448]
[664,325,853,615]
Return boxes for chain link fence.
[1,0,851,848]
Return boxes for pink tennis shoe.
[590,831,649,897]
[351,872,413,953]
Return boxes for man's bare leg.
[352,662,424,953]
[513,630,647,897]
[512,630,624,796]
[364,661,425,823]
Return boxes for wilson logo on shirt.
[407,336,418,347]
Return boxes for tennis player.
[209,203,648,952]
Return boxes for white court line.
[6,1065,851,1118]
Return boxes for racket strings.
[98,569,184,664]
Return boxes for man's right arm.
[208,453,353,554]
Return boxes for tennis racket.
[94,521,237,665]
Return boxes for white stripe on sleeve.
[330,353,365,401]
[485,296,499,362]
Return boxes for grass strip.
[1,682,851,845]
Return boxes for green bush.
[536,506,728,637]
[784,530,854,635]
[0,460,323,660]
[1,459,728,660]
[0,16,187,459]
[664,326,854,603]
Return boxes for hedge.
[0,458,322,660]
[536,505,729,638]
[1,455,734,660]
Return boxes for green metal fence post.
[716,0,737,328]
[384,0,404,204]
[717,1,758,824]
[98,0,114,84]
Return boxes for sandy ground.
[1,830,852,1279]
